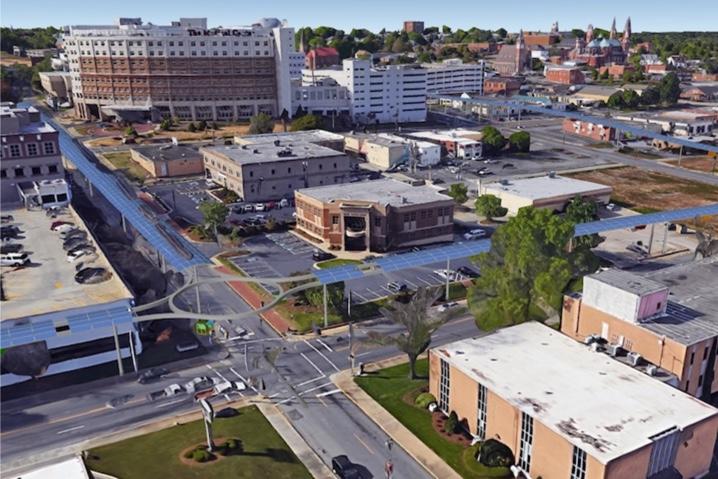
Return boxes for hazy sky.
[2,0,716,32]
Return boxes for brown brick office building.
[294,178,454,252]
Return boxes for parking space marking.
[56,425,85,435]
[351,291,370,303]
[300,352,325,376]
[316,388,341,398]
[155,398,186,408]
[294,375,327,388]
[417,276,435,286]
[316,338,333,352]
[404,279,419,289]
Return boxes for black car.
[68,244,97,255]
[331,455,361,479]
[387,281,408,294]
[502,163,515,169]
[458,266,480,278]
[64,238,92,251]
[1,243,23,254]
[313,249,335,261]
[75,267,111,284]
[63,231,88,243]
[137,367,170,384]
[431,178,445,185]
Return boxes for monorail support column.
[113,324,125,376]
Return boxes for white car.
[53,223,77,234]
[463,228,487,240]
[254,203,266,212]
[66,249,97,263]
[605,203,616,211]
[483,159,498,164]
[433,269,460,281]
[448,166,460,174]
[164,384,185,397]
[184,376,221,393]
[438,302,459,312]
[213,380,246,396]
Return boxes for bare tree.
[369,287,460,379]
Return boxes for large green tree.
[290,114,323,132]
[248,113,274,134]
[508,131,531,152]
[198,201,228,234]
[564,196,603,250]
[622,89,641,109]
[607,91,625,109]
[475,194,507,221]
[447,183,468,204]
[659,72,681,105]
[481,126,506,156]
[640,86,661,105]
[468,207,598,331]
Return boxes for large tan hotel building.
[63,17,302,121]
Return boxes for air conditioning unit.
[646,365,658,376]
[606,343,623,357]
[627,351,642,366]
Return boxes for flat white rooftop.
[234,129,344,147]
[10,455,90,479]
[483,175,611,200]
[408,129,483,145]
[1,207,132,322]
[435,322,717,464]
[297,178,451,207]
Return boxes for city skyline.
[2,0,718,32]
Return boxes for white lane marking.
[224,394,231,401]
[294,375,326,388]
[304,340,340,372]
[404,279,418,289]
[316,338,333,353]
[155,398,186,408]
[207,364,230,383]
[316,388,342,398]
[276,381,334,405]
[417,276,435,286]
[351,291,369,303]
[268,392,280,399]
[56,425,85,435]
[229,367,259,394]
[300,352,325,375]
[379,285,394,294]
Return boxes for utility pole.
[678,145,684,167]
[661,222,669,254]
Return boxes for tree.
[475,194,507,222]
[187,122,197,132]
[447,183,468,204]
[198,201,228,235]
[564,195,603,250]
[368,287,458,379]
[659,72,681,105]
[391,38,408,53]
[248,113,274,134]
[640,86,660,105]
[599,69,610,80]
[197,120,207,131]
[441,25,452,35]
[622,89,641,109]
[159,118,172,131]
[508,131,531,152]
[607,91,625,109]
[530,58,544,72]
[480,126,506,156]
[495,28,507,39]
[571,29,586,40]
[290,114,323,131]
[468,207,598,331]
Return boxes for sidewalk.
[214,264,292,334]
[256,401,334,479]
[332,367,461,479]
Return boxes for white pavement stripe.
[155,398,186,408]
[316,338,333,352]
[298,381,334,396]
[224,394,231,401]
[294,375,326,388]
[300,352,325,375]
[404,279,418,289]
[417,276,435,286]
[229,367,259,394]
[56,425,85,435]
[316,388,341,398]
[352,291,369,303]
[207,364,230,383]
[304,340,341,372]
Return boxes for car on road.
[438,302,459,312]
[185,376,221,393]
[1,243,24,254]
[105,394,134,409]
[254,203,266,212]
[502,163,515,169]
[457,266,479,278]
[331,455,361,479]
[605,203,616,211]
[431,178,445,185]
[176,340,200,353]
[433,269,461,281]
[164,383,185,397]
[313,249,336,261]
[463,228,487,240]
[1,252,30,267]
[75,267,111,284]
[386,281,408,294]
[448,166,461,174]
[483,159,498,164]
[137,367,170,384]
[477,170,494,177]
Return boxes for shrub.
[198,120,208,131]
[192,449,211,463]
[415,392,437,409]
[183,449,194,459]
[226,439,238,450]
[478,439,515,467]
[187,122,197,132]
[444,410,459,434]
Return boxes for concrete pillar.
[128,331,138,373]
[121,214,127,234]
[647,223,656,256]
[445,258,451,301]
[112,324,125,376]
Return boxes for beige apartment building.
[201,141,352,202]
[562,259,718,400]
[294,178,454,252]
[429,322,718,479]
[130,144,203,177]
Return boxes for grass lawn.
[355,360,510,479]
[86,405,311,479]
[102,151,149,184]
[315,258,362,269]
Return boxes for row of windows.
[71,39,269,48]
[1,164,60,179]
[2,142,56,158]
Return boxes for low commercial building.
[681,84,718,102]
[481,174,612,215]
[544,65,586,85]
[563,118,617,142]
[429,322,718,479]
[567,85,622,105]
[202,141,352,202]
[1,104,66,206]
[1,207,136,387]
[294,178,453,252]
[234,129,345,152]
[291,78,352,117]
[406,129,483,159]
[483,76,521,95]
[562,260,718,399]
[403,21,424,33]
[130,144,203,178]
[38,71,73,107]
[343,132,440,170]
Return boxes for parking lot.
[147,179,212,225]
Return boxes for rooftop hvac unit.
[646,364,658,376]
[606,343,623,357]
[627,351,642,366]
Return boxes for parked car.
[457,266,479,278]
[463,228,487,240]
[605,203,616,211]
[75,267,111,284]
[137,367,169,384]
[62,230,88,242]
[184,376,221,393]
[477,170,494,177]
[433,269,458,281]
[1,252,30,267]
[448,166,460,174]
[387,281,408,294]
[0,243,24,254]
[254,203,266,212]
[50,221,73,231]
[431,178,445,185]
[502,163,515,169]
[438,302,459,312]
[0,215,14,223]
[163,384,185,397]
[313,249,335,261]
[64,238,92,251]
[278,198,290,208]
[66,248,96,263]
[67,244,96,255]
[483,159,498,164]
[331,455,360,479]
[52,223,76,233]
[59,227,83,239]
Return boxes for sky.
[2,0,717,32]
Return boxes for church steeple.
[586,24,594,43]
[622,17,632,52]
[609,17,617,40]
